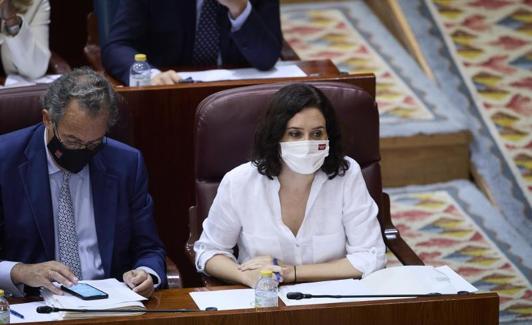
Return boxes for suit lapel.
[90,152,118,277]
[19,125,55,260]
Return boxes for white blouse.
[0,0,51,79]
[194,156,386,277]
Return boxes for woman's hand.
[238,256,296,286]
[238,255,278,271]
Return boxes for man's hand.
[216,0,248,19]
[123,269,154,298]
[11,261,78,295]
[151,70,181,86]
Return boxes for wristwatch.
[4,15,21,36]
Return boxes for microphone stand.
[286,291,471,300]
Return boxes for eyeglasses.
[53,125,105,151]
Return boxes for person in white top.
[194,84,386,287]
[0,0,50,79]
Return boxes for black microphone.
[285,291,470,300]
[36,306,217,314]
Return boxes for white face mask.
[280,140,330,175]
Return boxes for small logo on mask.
[318,144,326,150]
[55,150,63,158]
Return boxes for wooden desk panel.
[115,60,376,286]
[15,287,498,325]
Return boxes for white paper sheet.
[177,64,306,82]
[9,301,61,323]
[189,289,256,311]
[42,278,146,310]
[279,265,478,306]
[3,74,61,88]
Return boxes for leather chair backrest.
[0,85,132,143]
[193,82,382,230]
[93,0,120,48]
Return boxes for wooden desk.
[12,287,498,324]
[115,60,376,286]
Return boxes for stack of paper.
[278,265,478,306]
[41,278,147,320]
[177,63,307,82]
[2,74,61,88]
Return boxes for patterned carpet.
[387,181,531,323]
[399,0,532,236]
[424,0,532,233]
[282,5,435,123]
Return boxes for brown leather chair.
[0,85,182,289]
[186,81,423,286]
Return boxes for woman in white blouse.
[194,84,386,287]
[0,0,50,79]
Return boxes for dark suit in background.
[0,124,167,291]
[102,0,282,85]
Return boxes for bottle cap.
[134,54,147,62]
[260,270,273,277]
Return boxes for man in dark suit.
[102,0,282,85]
[0,68,166,297]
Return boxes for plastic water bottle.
[254,270,278,308]
[0,289,10,324]
[129,53,151,87]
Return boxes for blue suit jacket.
[102,0,282,85]
[0,124,167,290]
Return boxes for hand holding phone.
[61,283,108,300]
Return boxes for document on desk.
[279,265,478,306]
[9,301,61,323]
[177,64,306,82]
[2,74,61,88]
[41,278,147,320]
[190,289,256,311]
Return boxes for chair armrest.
[381,193,424,265]
[165,257,183,288]
[48,52,71,74]
[281,39,300,61]
[84,44,105,73]
[187,205,237,287]
[185,206,199,266]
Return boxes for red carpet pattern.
[281,8,435,123]
[387,190,531,323]
[426,0,532,207]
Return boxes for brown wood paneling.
[381,131,472,187]
[49,0,92,67]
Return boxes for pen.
[272,258,282,283]
[178,77,194,83]
[10,308,24,319]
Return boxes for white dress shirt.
[0,0,51,79]
[0,129,160,296]
[194,156,386,277]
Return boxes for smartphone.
[61,283,109,300]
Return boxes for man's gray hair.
[42,67,119,127]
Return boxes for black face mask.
[47,133,102,173]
